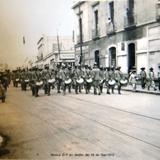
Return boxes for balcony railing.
[124,12,137,30]
[156,2,160,21]
[106,22,116,36]
[92,28,100,40]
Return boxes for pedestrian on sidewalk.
[147,67,157,91]
[129,69,137,92]
[158,66,160,91]
[140,67,147,89]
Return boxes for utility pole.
[78,2,83,65]
[57,32,61,64]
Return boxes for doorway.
[95,50,100,67]
[128,43,135,73]
[109,47,116,67]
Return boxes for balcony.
[156,2,160,21]
[124,12,137,30]
[92,28,100,40]
[106,22,116,36]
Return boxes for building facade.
[72,0,160,74]
[36,35,75,69]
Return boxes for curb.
[122,88,160,95]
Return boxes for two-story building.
[36,35,75,69]
[73,0,160,74]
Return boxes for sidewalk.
[122,85,160,95]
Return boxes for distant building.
[36,35,75,69]
[72,0,160,74]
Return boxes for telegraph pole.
[78,2,83,65]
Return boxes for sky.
[0,0,74,69]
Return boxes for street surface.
[0,86,160,159]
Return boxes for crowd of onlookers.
[129,66,160,91]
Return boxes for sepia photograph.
[0,0,160,159]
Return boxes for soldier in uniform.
[42,66,50,95]
[99,65,105,94]
[104,67,110,94]
[63,65,72,95]
[92,63,101,95]
[31,68,43,97]
[115,66,123,94]
[14,70,20,87]
[84,65,93,94]
[56,64,65,93]
[108,67,116,94]
[24,68,30,91]
[29,68,37,96]
[20,69,26,91]
[74,64,84,94]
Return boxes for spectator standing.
[140,67,147,89]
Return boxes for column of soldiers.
[11,63,129,97]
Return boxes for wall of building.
[73,0,160,74]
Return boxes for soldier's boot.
[79,86,82,93]
[118,86,121,94]
[94,88,97,95]
[112,88,114,94]
[68,86,71,93]
[100,86,103,93]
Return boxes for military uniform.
[56,66,65,93]
[92,64,101,95]
[115,67,123,94]
[104,68,110,94]
[74,66,84,94]
[84,66,92,94]
[108,68,115,94]
[63,67,72,95]
[99,66,105,93]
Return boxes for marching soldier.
[42,66,50,95]
[20,69,26,91]
[74,64,84,94]
[108,67,116,94]
[31,68,43,97]
[115,66,123,94]
[63,65,72,95]
[29,68,37,96]
[56,64,65,93]
[92,63,101,95]
[99,65,105,94]
[104,67,110,94]
[84,65,92,94]
[14,70,20,87]
[47,69,56,96]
